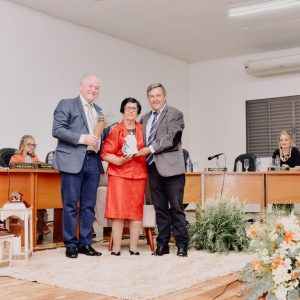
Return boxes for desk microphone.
[208,153,224,160]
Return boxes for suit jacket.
[140,104,185,177]
[52,96,106,174]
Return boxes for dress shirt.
[78,95,97,144]
[146,105,165,153]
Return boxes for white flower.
[274,285,288,300]
[269,230,278,241]
[279,213,299,232]
[272,264,291,285]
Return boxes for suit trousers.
[60,153,100,248]
[148,163,188,248]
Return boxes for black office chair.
[0,148,17,167]
[233,153,257,172]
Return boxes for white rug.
[0,245,254,299]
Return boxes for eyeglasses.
[124,107,138,112]
[26,143,36,147]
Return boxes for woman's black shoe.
[129,250,140,255]
[111,251,121,256]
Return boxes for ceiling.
[9,0,300,63]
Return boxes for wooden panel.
[183,172,201,204]
[266,171,300,204]
[35,170,62,209]
[204,172,265,206]
[0,169,34,207]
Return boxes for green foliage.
[188,197,249,252]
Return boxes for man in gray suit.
[52,74,106,258]
[138,83,188,257]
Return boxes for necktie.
[86,104,97,151]
[146,112,159,165]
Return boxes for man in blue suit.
[52,74,106,258]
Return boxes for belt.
[86,150,97,155]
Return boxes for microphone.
[208,153,224,160]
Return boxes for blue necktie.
[146,112,159,165]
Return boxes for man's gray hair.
[146,83,167,96]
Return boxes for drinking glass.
[244,159,250,172]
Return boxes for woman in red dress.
[101,98,147,256]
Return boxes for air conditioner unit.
[244,54,300,77]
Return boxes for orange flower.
[271,257,285,270]
[248,224,257,238]
[291,271,299,280]
[252,259,264,272]
[284,231,295,244]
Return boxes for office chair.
[45,151,55,164]
[233,153,256,172]
[0,148,17,167]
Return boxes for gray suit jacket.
[52,96,105,174]
[140,104,185,177]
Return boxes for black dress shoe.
[129,250,140,255]
[152,245,169,256]
[66,246,78,258]
[78,245,102,256]
[111,251,121,256]
[177,247,188,257]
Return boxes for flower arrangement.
[188,197,249,252]
[241,212,300,300]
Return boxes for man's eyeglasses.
[124,107,138,112]
[26,143,36,147]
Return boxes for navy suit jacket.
[52,96,107,174]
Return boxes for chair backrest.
[45,151,55,164]
[233,153,256,172]
[0,148,17,167]
[182,149,190,171]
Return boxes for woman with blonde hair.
[10,135,50,240]
[272,130,300,170]
[10,134,40,164]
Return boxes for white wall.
[0,1,190,161]
[190,48,300,170]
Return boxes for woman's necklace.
[280,148,292,162]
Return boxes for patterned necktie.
[86,104,96,151]
[146,112,159,165]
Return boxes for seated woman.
[272,130,300,170]
[272,130,300,212]
[10,135,50,240]
[101,98,147,256]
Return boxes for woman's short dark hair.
[120,97,142,115]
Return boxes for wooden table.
[265,171,300,205]
[0,169,61,247]
[203,172,265,210]
[183,172,201,204]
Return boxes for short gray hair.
[146,83,167,96]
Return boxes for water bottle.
[192,159,200,172]
[25,154,31,163]
[186,157,193,172]
[236,160,242,172]
[255,158,261,171]
[274,155,280,170]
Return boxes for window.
[246,95,300,157]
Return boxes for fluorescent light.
[229,0,300,17]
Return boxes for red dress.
[101,121,147,221]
